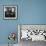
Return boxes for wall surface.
[0,0,46,45]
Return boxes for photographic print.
[3,5,17,19]
[18,24,46,41]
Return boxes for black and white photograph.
[18,25,46,41]
[4,5,17,19]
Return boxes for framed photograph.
[18,24,46,41]
[3,5,17,19]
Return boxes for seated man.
[5,7,15,17]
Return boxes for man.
[5,7,15,17]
